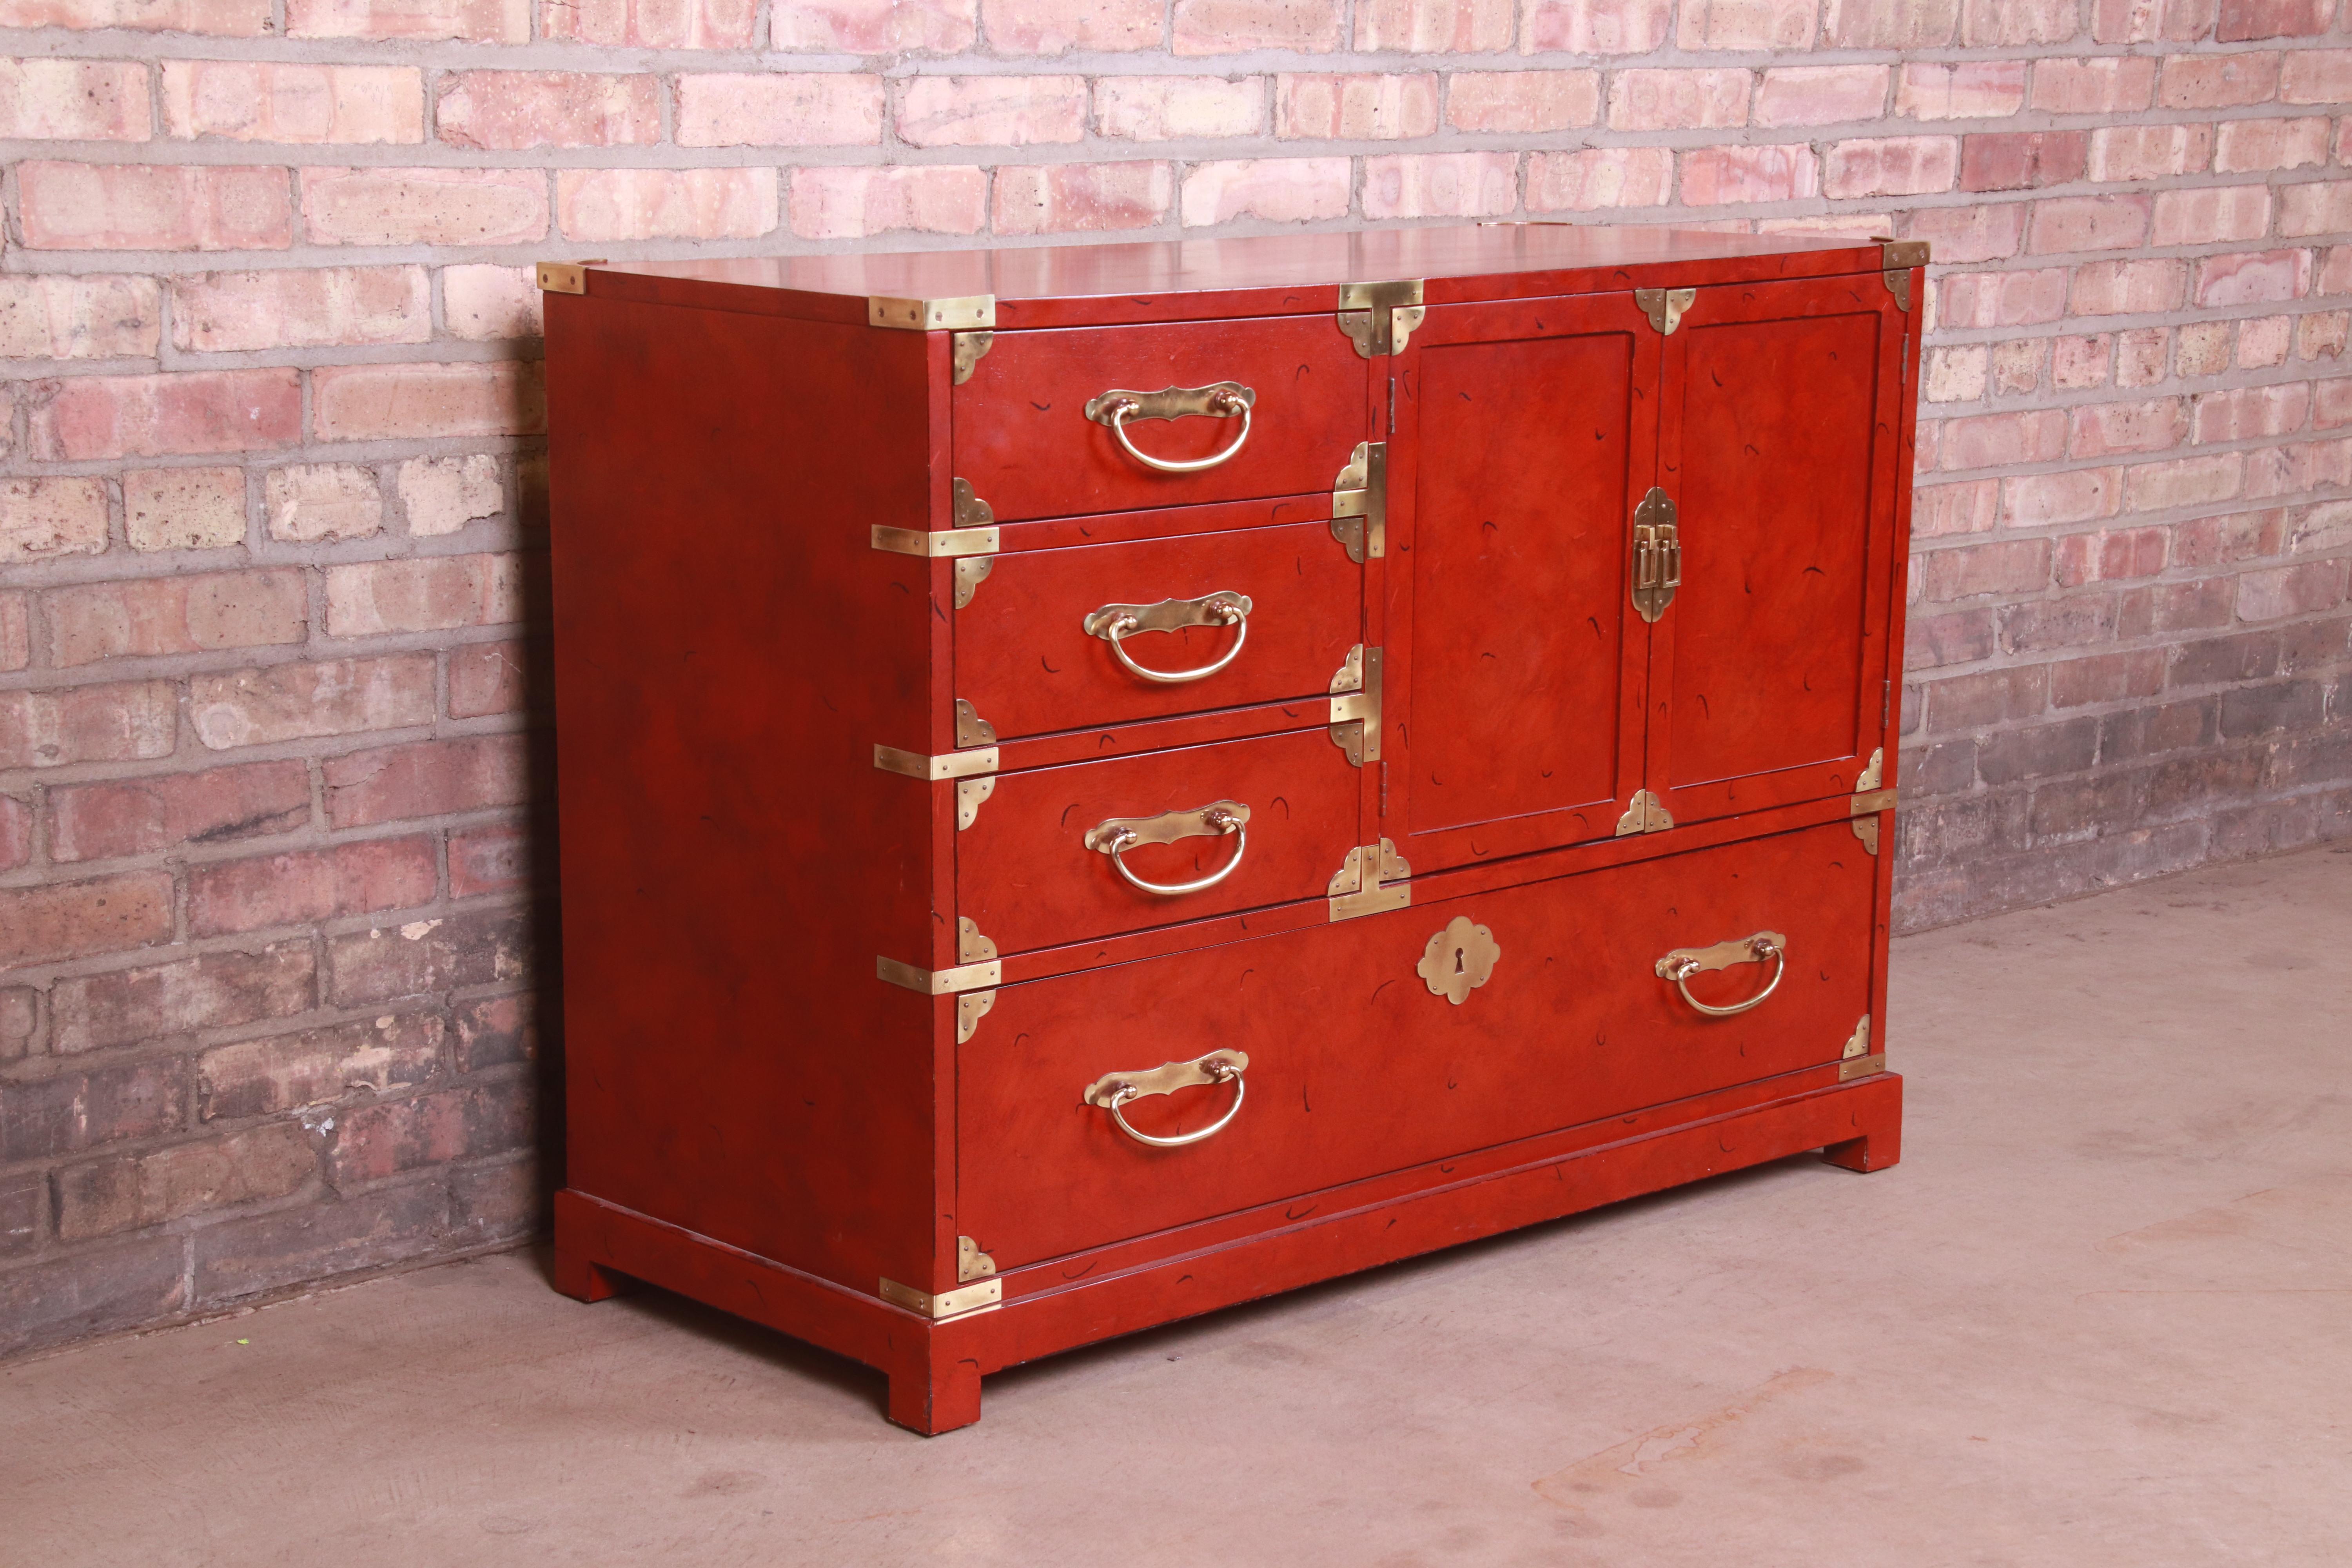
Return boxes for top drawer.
[954,317,1371,521]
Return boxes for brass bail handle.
[1655,930,1787,1017]
[1085,383,1256,474]
[1082,592,1253,684]
[1084,1052,1249,1148]
[1083,800,1250,897]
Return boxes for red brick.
[1279,73,1440,138]
[1,476,112,561]
[189,655,435,750]
[46,753,295,879]
[994,162,1173,235]
[397,454,504,534]
[2152,186,2272,247]
[1094,76,1266,139]
[1938,408,2068,469]
[0,59,149,139]
[2071,259,2189,316]
[2003,467,2123,528]
[674,73,883,147]
[541,0,754,42]
[2030,56,2156,113]
[555,169,778,241]
[197,1012,441,1121]
[788,166,987,241]
[2279,183,2352,240]
[323,734,531,828]
[1915,479,1998,537]
[18,162,290,250]
[325,906,530,1004]
[1179,158,1350,225]
[266,463,380,543]
[171,266,429,353]
[772,0,971,47]
[312,362,544,442]
[28,369,300,461]
[447,640,528,719]
[2086,124,2211,182]
[2048,650,2165,709]
[0,592,25,673]
[1959,131,2087,192]
[1607,68,1748,131]
[1677,0,1815,45]
[330,1080,531,1187]
[2125,453,2244,513]
[1935,267,2067,328]
[1923,538,2052,599]
[300,166,546,246]
[2071,398,2188,458]
[1170,0,1342,48]
[0,275,160,361]
[1,793,28,871]
[1923,665,2049,729]
[1521,0,1670,47]
[1678,144,1819,205]
[896,75,1084,147]
[2,1060,186,1163]
[161,62,422,143]
[1902,202,2025,265]
[1526,147,1673,211]
[1823,0,1958,45]
[122,467,245,553]
[2054,526,2167,586]
[1824,135,1958,198]
[2028,194,2151,254]
[2278,47,2352,104]
[189,835,436,936]
[0,1234,189,1359]
[1363,152,1517,219]
[324,554,525,637]
[2158,52,2283,109]
[51,942,314,1053]
[191,1181,448,1308]
[288,0,526,40]
[2192,384,2310,445]
[984,0,1158,48]
[2217,0,2330,36]
[0,0,265,29]
[454,993,535,1071]
[440,269,540,343]
[1896,60,2025,118]
[0,680,177,770]
[1960,0,2075,39]
[1751,65,1886,127]
[0,872,175,967]
[2237,560,2345,620]
[436,71,658,151]
[43,570,307,667]
[449,822,529,898]
[0,1169,40,1255]
[1446,70,1599,132]
[56,1122,316,1241]
[2214,116,2332,173]
[1356,0,1510,46]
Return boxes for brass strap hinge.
[1337,280,1425,358]
[951,331,993,384]
[1631,486,1679,623]
[1634,287,1695,335]
[1615,789,1673,836]
[872,479,998,560]
[958,1236,996,1283]
[1878,240,1929,313]
[1330,441,1385,563]
[868,295,995,331]
[1330,837,1411,922]
[1328,647,1381,766]
[535,260,606,295]
[1838,1013,1885,1081]
[1849,748,1895,854]
[879,1276,1001,1318]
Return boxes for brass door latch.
[1631,486,1679,623]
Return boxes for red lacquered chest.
[541,225,1923,1434]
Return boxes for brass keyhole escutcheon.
[1417,916,1500,1006]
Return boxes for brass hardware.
[958,1237,996,1283]
[1615,790,1672,835]
[1631,486,1680,623]
[1330,644,1364,695]
[1330,440,1386,562]
[954,699,996,749]
[873,744,998,781]
[953,556,993,610]
[1328,838,1411,922]
[956,775,994,831]
[1337,279,1426,358]
[877,955,1002,995]
[1839,1053,1887,1082]
[1851,748,1893,854]
[1083,592,1252,684]
[1328,646,1382,766]
[953,478,993,529]
[956,989,995,1044]
[879,1275,1002,1318]
[1633,287,1695,335]
[1880,240,1928,312]
[1842,1014,1871,1060]
[951,331,993,384]
[1656,931,1787,1017]
[1085,383,1255,474]
[957,917,995,964]
[535,261,600,295]
[871,524,998,559]
[867,295,995,331]
[1085,800,1249,897]
[1417,915,1501,1006]
[1083,1051,1250,1149]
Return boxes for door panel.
[1385,294,1658,874]
[1650,277,1903,824]
[958,819,1877,1269]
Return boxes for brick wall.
[2,0,2347,1357]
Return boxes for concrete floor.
[5,845,2350,1567]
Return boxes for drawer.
[958,819,1877,1267]
[958,522,1362,740]
[954,317,1370,521]
[957,727,1361,956]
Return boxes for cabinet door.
[1646,276,1905,827]
[1385,294,1659,875]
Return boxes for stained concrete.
[5,844,2350,1566]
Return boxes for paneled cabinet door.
[1643,275,1907,827]
[1383,294,1660,875]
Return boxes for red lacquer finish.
[545,224,1921,1435]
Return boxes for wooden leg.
[886,1350,984,1436]
[554,1247,639,1303]
[1820,1122,1901,1173]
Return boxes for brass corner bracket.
[535,260,605,295]
[952,331,993,384]
[870,479,998,561]
[1328,647,1382,766]
[1634,287,1695,335]
[874,744,999,782]
[1330,837,1410,922]
[1878,240,1929,313]
[879,1274,1001,1319]
[1838,1013,1885,1082]
[1330,441,1385,563]
[1616,789,1672,836]
[869,295,995,332]
[954,698,996,750]
[877,952,1002,996]
[958,1236,996,1283]
[1850,748,1895,855]
[1338,280,1425,358]
[1329,644,1364,695]
[955,918,998,1041]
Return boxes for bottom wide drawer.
[958,818,1879,1269]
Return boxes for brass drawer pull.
[1082,592,1252,684]
[1655,930,1787,1017]
[1083,800,1249,897]
[1083,1051,1249,1148]
[1084,383,1255,474]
